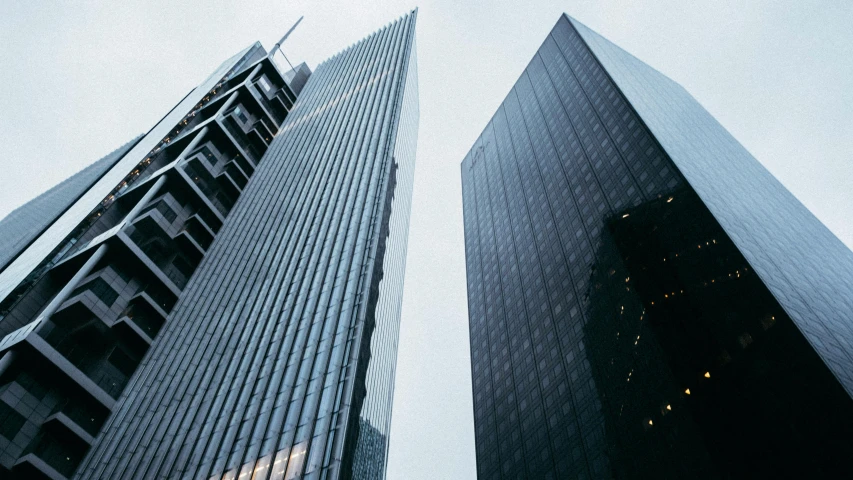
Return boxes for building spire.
[269,16,304,70]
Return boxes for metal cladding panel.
[462,14,853,479]
[0,44,259,304]
[75,11,417,480]
[569,16,853,394]
[0,136,140,270]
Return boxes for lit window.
[704,372,711,378]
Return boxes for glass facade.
[0,136,141,271]
[73,11,418,480]
[462,14,853,478]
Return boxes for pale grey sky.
[1,1,852,479]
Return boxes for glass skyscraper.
[462,14,853,479]
[0,11,417,480]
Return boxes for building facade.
[0,11,417,480]
[0,137,142,271]
[462,14,853,479]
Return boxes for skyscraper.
[0,10,417,480]
[462,14,853,479]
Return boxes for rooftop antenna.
[269,16,303,71]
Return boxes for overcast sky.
[1,1,852,478]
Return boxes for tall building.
[0,10,417,480]
[462,14,853,479]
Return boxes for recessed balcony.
[15,428,87,479]
[13,452,68,480]
[45,396,108,440]
[118,293,168,341]
[182,161,235,217]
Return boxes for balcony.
[187,143,223,171]
[132,195,184,237]
[272,89,295,111]
[45,396,108,440]
[39,321,133,399]
[125,212,202,291]
[118,293,168,340]
[182,161,235,217]
[250,81,287,125]
[177,214,215,250]
[216,160,249,196]
[15,429,86,479]
[131,283,175,313]
[229,153,254,177]
[130,204,205,261]
[49,271,125,335]
[220,114,262,165]
[42,412,95,446]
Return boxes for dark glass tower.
[0,11,417,480]
[462,14,853,479]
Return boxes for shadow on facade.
[583,186,853,478]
